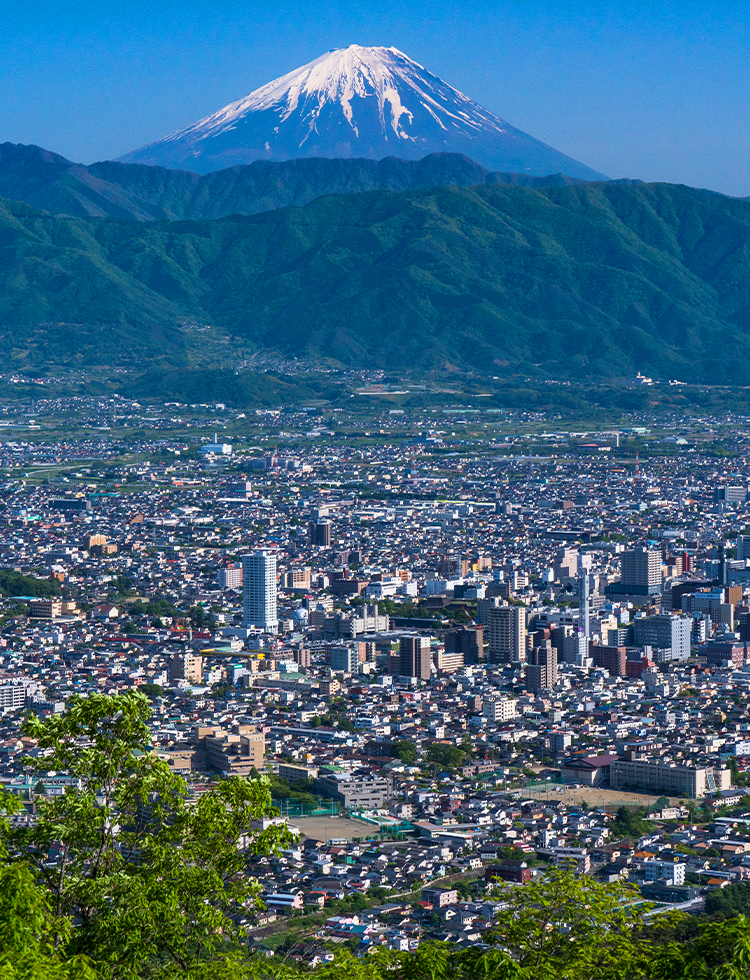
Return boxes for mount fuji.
[118,45,607,179]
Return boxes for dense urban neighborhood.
[4,390,750,960]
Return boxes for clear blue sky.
[2,0,750,195]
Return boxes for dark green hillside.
[2,180,750,380]
[0,143,589,221]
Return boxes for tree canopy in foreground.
[3,691,750,979]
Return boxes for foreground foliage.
[4,692,750,978]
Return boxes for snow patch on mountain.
[118,45,607,181]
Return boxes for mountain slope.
[118,45,607,179]
[1,181,750,382]
[0,143,593,222]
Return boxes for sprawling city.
[5,6,750,976]
[0,390,749,972]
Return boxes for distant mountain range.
[117,45,607,179]
[2,179,750,385]
[0,142,596,222]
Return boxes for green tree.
[425,743,467,769]
[490,865,646,979]
[391,740,417,765]
[0,788,96,979]
[13,692,293,979]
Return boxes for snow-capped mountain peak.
[118,45,606,180]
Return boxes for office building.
[525,645,558,693]
[618,546,662,596]
[399,635,432,680]
[488,605,526,663]
[309,520,332,547]
[633,614,691,662]
[242,550,278,632]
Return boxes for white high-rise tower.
[242,550,278,632]
[578,554,592,640]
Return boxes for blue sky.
[2,0,750,195]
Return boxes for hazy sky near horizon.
[2,0,750,195]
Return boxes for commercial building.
[488,605,526,663]
[242,550,278,632]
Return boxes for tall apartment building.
[0,684,25,715]
[281,568,312,590]
[591,644,626,677]
[217,564,242,590]
[525,645,558,693]
[399,635,432,680]
[242,550,278,632]
[488,605,526,663]
[618,546,662,596]
[169,653,203,685]
[736,534,750,561]
[633,614,691,662]
[434,650,464,672]
[444,626,484,664]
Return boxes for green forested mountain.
[0,143,585,222]
[2,179,750,381]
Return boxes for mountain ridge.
[1,180,750,386]
[117,44,607,179]
[0,142,599,222]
